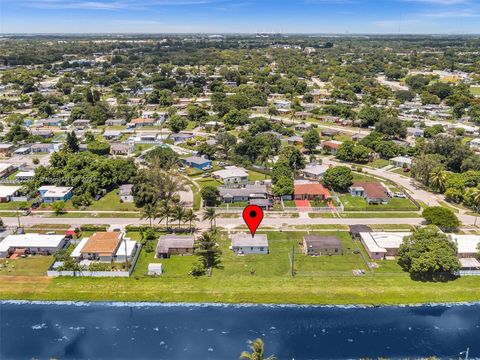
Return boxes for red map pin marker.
[242,205,264,237]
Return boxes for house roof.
[39,186,73,197]
[359,232,411,253]
[231,233,268,247]
[213,166,248,180]
[219,184,267,198]
[0,234,66,253]
[304,235,342,248]
[450,234,480,254]
[294,183,330,197]
[459,258,480,269]
[302,164,328,176]
[130,118,154,124]
[80,232,122,255]
[119,184,133,196]
[352,182,388,199]
[156,235,195,253]
[322,140,342,149]
[0,186,22,198]
[184,156,211,165]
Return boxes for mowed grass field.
[3,231,480,305]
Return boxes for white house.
[0,185,23,202]
[213,166,249,184]
[390,156,413,169]
[301,163,328,180]
[359,232,411,260]
[38,186,73,203]
[0,233,67,258]
[230,233,269,255]
[470,138,480,151]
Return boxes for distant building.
[390,156,413,169]
[0,186,22,202]
[294,183,330,201]
[0,163,16,178]
[349,182,389,205]
[38,186,73,203]
[301,164,328,180]
[182,156,212,170]
[213,166,249,184]
[119,184,134,203]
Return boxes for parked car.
[394,193,407,198]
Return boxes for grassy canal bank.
[2,231,480,305]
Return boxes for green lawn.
[0,255,53,276]
[61,189,139,212]
[5,230,480,305]
[470,86,480,96]
[368,159,390,169]
[248,170,268,182]
[339,194,418,211]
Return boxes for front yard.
[338,194,418,211]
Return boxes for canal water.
[0,301,478,359]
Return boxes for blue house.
[182,156,212,170]
[38,186,74,203]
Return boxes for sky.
[1,0,480,34]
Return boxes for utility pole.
[291,244,295,277]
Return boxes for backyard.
[4,230,480,305]
[338,194,418,211]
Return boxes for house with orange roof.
[128,117,156,128]
[321,140,343,155]
[70,232,137,263]
[294,182,331,201]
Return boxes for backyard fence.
[47,244,142,278]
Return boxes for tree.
[411,154,444,188]
[323,166,353,192]
[168,115,188,133]
[157,200,173,230]
[201,186,220,207]
[398,227,460,281]
[358,106,383,128]
[303,129,320,153]
[278,145,305,171]
[240,338,277,360]
[87,140,111,156]
[428,166,447,193]
[273,176,294,197]
[145,147,179,169]
[375,117,406,139]
[203,207,218,230]
[172,205,186,231]
[65,131,79,152]
[52,201,66,215]
[422,206,460,232]
[141,202,158,227]
[184,208,199,233]
[194,231,222,275]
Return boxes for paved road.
[4,213,424,231]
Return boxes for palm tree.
[470,187,480,226]
[184,208,199,233]
[203,207,218,230]
[429,166,447,193]
[240,338,277,360]
[157,200,173,230]
[172,205,186,232]
[141,202,158,227]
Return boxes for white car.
[394,192,407,198]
